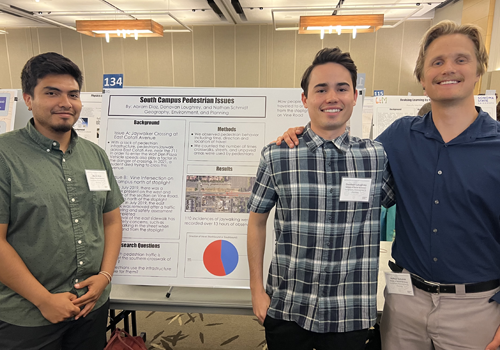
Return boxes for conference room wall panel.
[0,35,11,89]
[235,25,260,88]
[81,35,104,92]
[270,30,296,88]
[258,25,268,88]
[322,33,351,54]
[398,21,431,96]
[0,22,461,96]
[264,25,274,88]
[295,33,323,89]
[38,28,63,55]
[29,29,40,59]
[172,32,194,87]
[433,0,463,24]
[147,34,174,87]
[350,32,377,95]
[61,29,85,81]
[214,26,235,87]
[462,0,491,23]
[490,71,500,92]
[122,38,149,87]
[102,39,124,76]
[373,26,405,96]
[193,26,215,87]
[4,29,32,90]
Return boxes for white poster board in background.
[75,92,101,144]
[348,89,365,139]
[100,87,314,288]
[0,90,18,135]
[362,96,374,139]
[372,95,497,138]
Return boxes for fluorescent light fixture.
[299,14,384,38]
[76,19,164,39]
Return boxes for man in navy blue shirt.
[278,20,500,350]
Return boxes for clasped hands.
[37,273,109,323]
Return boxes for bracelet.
[100,270,112,279]
[99,271,112,284]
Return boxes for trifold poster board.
[373,95,497,138]
[99,87,364,288]
[0,90,18,135]
[75,92,102,145]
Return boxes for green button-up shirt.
[0,119,124,326]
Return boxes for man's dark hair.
[21,52,83,97]
[300,47,357,98]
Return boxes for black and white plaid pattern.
[248,124,386,333]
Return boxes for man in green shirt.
[0,52,124,349]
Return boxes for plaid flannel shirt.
[248,124,386,333]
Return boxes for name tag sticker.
[385,272,414,296]
[85,170,111,191]
[339,177,372,202]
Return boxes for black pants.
[0,300,109,350]
[264,315,368,350]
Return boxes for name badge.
[339,177,372,202]
[385,272,414,296]
[85,170,111,191]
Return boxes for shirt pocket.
[92,190,108,211]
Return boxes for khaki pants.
[380,284,500,350]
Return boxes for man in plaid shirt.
[247,47,386,350]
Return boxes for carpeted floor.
[133,311,267,350]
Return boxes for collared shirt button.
[433,257,438,262]
[62,158,66,162]
[68,178,72,182]
[434,200,439,204]
[329,188,333,193]
[79,261,83,265]
[438,170,442,175]
[78,240,82,244]
[326,242,331,246]
[52,142,57,146]
[71,198,75,202]
[75,279,78,283]
[74,219,79,223]
[46,149,50,152]
[433,228,438,233]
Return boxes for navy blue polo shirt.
[377,109,500,297]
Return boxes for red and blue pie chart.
[203,240,239,276]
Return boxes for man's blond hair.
[414,20,488,82]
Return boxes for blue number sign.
[103,74,123,89]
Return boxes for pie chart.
[203,240,239,276]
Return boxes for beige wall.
[489,70,500,92]
[433,0,464,24]
[0,22,431,96]
[461,0,496,93]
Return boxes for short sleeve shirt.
[0,120,124,326]
[248,124,386,333]
[377,110,500,285]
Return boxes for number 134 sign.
[103,74,123,89]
